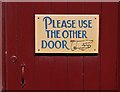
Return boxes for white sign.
[35,14,99,54]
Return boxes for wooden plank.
[83,2,101,90]
[67,2,84,90]
[67,56,83,90]
[2,2,5,91]
[17,3,35,90]
[100,3,118,90]
[33,3,52,90]
[5,2,19,90]
[49,2,68,90]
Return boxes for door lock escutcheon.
[10,56,17,63]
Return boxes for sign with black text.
[35,14,99,54]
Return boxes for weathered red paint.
[0,2,119,91]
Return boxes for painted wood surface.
[2,2,119,91]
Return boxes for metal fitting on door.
[21,64,26,88]
[10,56,17,63]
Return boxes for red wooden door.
[4,2,118,90]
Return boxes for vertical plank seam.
[67,1,69,91]
[32,3,35,90]
[83,2,85,91]
[3,2,6,90]
[99,1,103,92]
[15,2,18,89]
[49,2,52,91]
[116,1,120,91]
